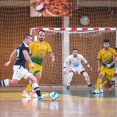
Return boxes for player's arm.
[97,59,102,72]
[106,50,117,68]
[4,49,17,67]
[97,51,102,72]
[29,42,34,55]
[63,56,70,74]
[106,56,117,68]
[22,50,34,69]
[81,55,92,70]
[50,52,55,62]
[47,43,55,62]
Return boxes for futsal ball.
[49,92,59,101]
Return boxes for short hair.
[73,48,78,51]
[103,39,110,43]
[38,30,45,35]
[23,34,32,40]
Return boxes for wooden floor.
[0,86,117,117]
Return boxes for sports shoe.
[31,90,38,98]
[100,85,103,93]
[88,84,94,88]
[92,89,100,94]
[21,91,31,98]
[105,84,112,89]
[66,86,70,90]
[42,93,48,98]
[38,96,43,100]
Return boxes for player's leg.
[22,69,43,100]
[92,75,103,94]
[22,63,42,97]
[81,71,94,88]
[92,66,106,94]
[66,71,74,89]
[104,81,112,89]
[31,73,41,97]
[26,75,42,100]
[0,79,19,86]
[0,65,26,86]
[76,65,94,88]
[100,68,115,92]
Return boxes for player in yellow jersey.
[92,39,117,94]
[22,30,55,98]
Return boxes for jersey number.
[16,49,20,60]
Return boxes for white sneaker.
[92,89,100,94]
[31,90,38,98]
[21,91,31,98]
[100,85,103,93]
[42,93,48,98]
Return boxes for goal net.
[31,28,116,86]
[0,0,117,87]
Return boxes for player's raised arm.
[4,49,17,67]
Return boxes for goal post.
[30,27,117,86]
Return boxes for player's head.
[37,30,45,42]
[72,48,78,57]
[23,34,32,45]
[103,39,110,50]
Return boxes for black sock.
[34,87,41,97]
[0,80,5,86]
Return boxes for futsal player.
[0,34,43,100]
[22,30,55,98]
[92,39,117,94]
[63,48,94,89]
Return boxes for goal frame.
[30,27,117,85]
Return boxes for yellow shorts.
[29,62,42,76]
[100,66,115,80]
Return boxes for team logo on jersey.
[40,51,43,54]
[109,53,112,56]
[106,58,109,61]
[44,46,47,49]
[37,50,46,57]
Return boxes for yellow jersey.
[29,40,52,66]
[97,47,116,68]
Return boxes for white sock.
[82,72,90,85]
[0,79,9,86]
[67,72,73,86]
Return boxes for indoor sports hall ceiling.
[0,0,117,7]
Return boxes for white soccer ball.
[49,92,59,101]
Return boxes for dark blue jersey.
[14,42,29,68]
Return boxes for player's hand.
[106,64,111,68]
[52,56,55,62]
[63,71,67,75]
[98,67,100,73]
[30,63,35,69]
[88,66,92,71]
[4,61,11,67]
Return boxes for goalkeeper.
[63,48,94,89]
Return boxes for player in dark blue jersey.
[0,34,44,100]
